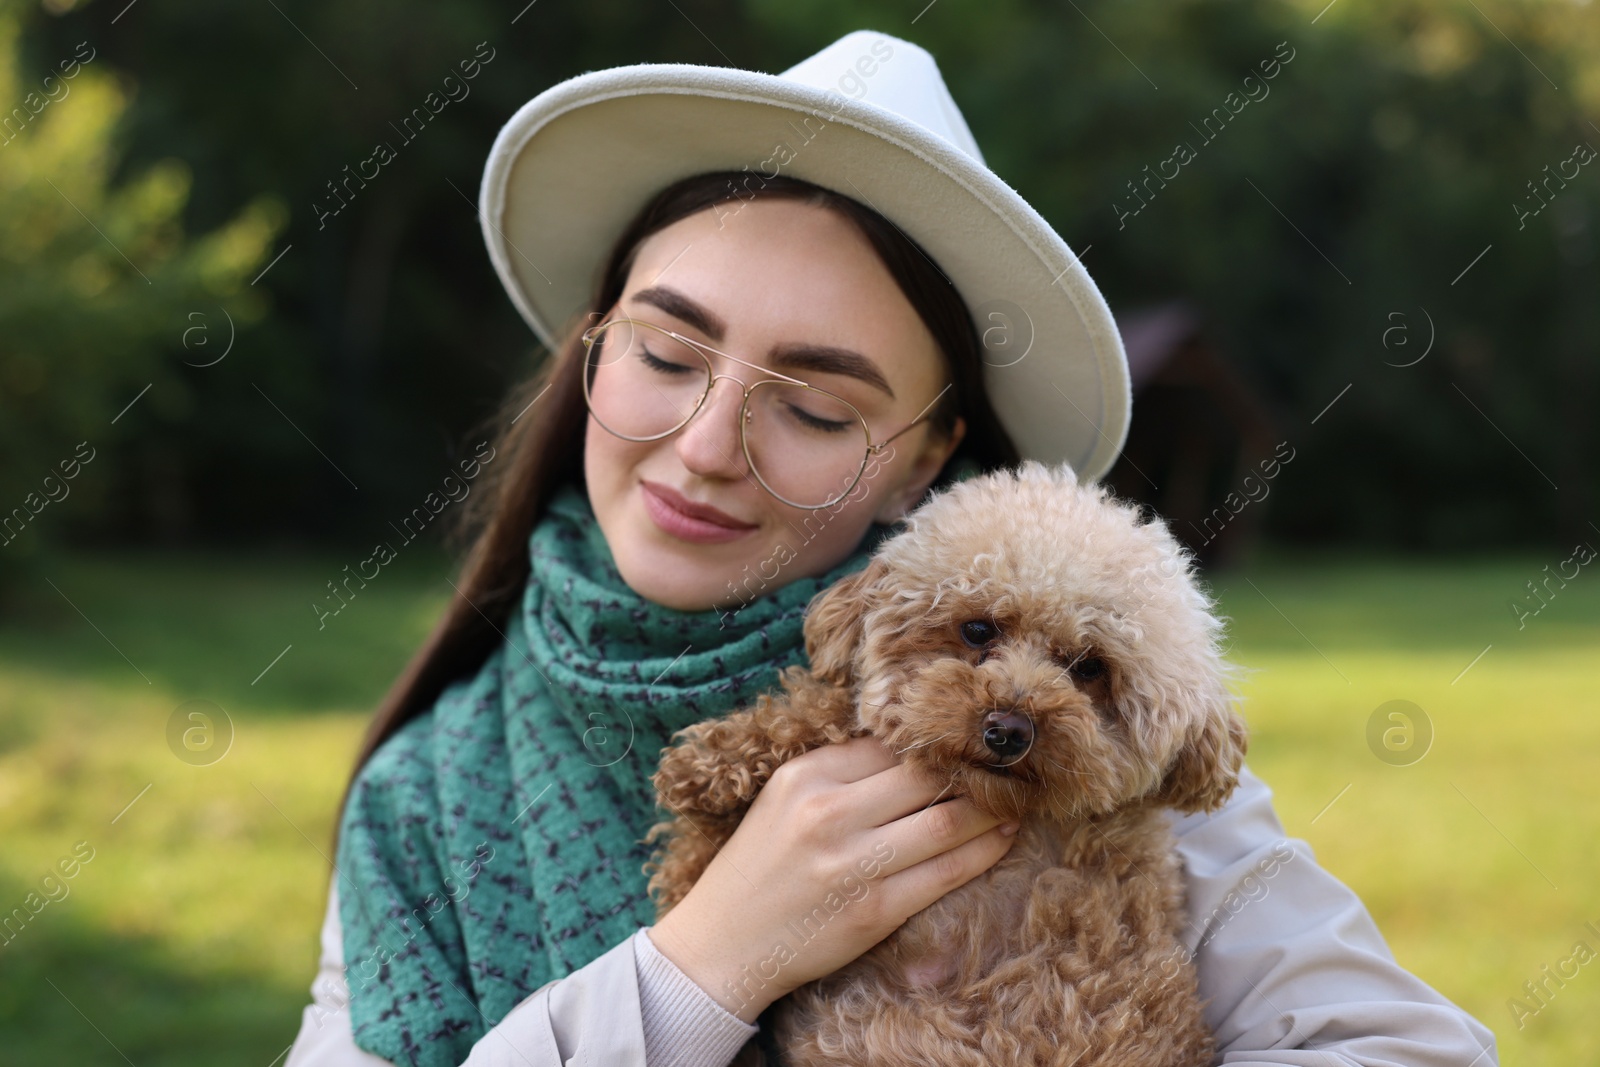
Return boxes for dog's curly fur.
[644,460,1249,1067]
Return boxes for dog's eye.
[1069,656,1107,681]
[959,619,999,648]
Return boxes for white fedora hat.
[478,29,1131,482]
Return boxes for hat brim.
[479,62,1130,482]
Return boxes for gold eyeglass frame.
[580,316,953,510]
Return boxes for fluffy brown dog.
[645,459,1248,1067]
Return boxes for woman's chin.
[609,550,733,614]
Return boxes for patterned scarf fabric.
[334,478,910,1066]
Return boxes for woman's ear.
[873,416,966,525]
[804,557,888,687]
[1154,684,1249,814]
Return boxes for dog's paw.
[653,731,766,818]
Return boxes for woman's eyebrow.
[632,285,727,340]
[770,341,896,400]
[628,285,896,399]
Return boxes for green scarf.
[334,479,910,1066]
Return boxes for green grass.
[0,547,451,1066]
[0,548,1594,1065]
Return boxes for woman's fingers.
[776,734,1015,912]
[869,818,1017,925]
[783,732,902,785]
[651,730,1016,1015]
[776,734,1008,872]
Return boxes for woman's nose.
[674,376,750,479]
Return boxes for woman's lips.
[640,480,757,544]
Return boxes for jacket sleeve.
[284,874,758,1067]
[1166,762,1500,1066]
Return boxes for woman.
[286,30,1498,1067]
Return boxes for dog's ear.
[804,557,887,687]
[1154,684,1249,814]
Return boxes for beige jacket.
[284,764,1499,1067]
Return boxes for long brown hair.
[329,170,1020,853]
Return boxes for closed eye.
[640,348,698,376]
[779,397,854,434]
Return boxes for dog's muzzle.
[981,708,1034,762]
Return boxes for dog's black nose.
[982,708,1033,759]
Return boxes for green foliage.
[4,0,1598,554]
[0,9,283,578]
[899,0,1600,550]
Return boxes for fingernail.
[999,821,1020,837]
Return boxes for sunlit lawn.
[0,547,1594,1065]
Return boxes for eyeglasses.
[580,316,952,510]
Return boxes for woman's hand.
[646,733,1019,1023]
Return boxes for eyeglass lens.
[584,321,870,508]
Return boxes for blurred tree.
[8,0,1599,552]
[0,4,282,590]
